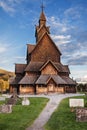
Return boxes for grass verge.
[45,96,87,130]
[0,97,49,130]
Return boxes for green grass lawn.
[45,96,87,130]
[0,97,49,130]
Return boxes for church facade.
[10,8,76,94]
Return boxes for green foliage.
[0,97,49,130]
[0,79,4,93]
[45,96,87,130]
[0,68,14,93]
[0,79,9,93]
[77,84,87,92]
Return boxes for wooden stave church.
[10,7,76,94]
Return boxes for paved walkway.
[25,93,83,130]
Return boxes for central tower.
[35,4,50,42]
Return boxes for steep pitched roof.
[62,76,76,85]
[52,75,67,84]
[25,62,44,72]
[35,75,49,84]
[36,75,66,85]
[19,75,38,84]
[32,32,61,55]
[27,44,36,54]
[54,63,70,73]
[25,61,69,73]
[36,25,50,34]
[10,76,22,85]
[15,64,26,74]
[39,11,46,21]
[40,60,58,71]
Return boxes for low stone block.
[76,108,87,122]
[0,105,12,113]
[22,97,30,106]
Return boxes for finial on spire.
[41,1,45,12]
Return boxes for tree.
[0,79,4,94]
[77,83,87,92]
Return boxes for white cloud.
[51,34,71,40]
[0,0,24,14]
[0,1,15,13]
[76,76,87,83]
[51,34,71,45]
[64,7,81,20]
[0,47,7,53]
[47,16,69,33]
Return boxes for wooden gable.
[36,25,50,42]
[31,32,61,62]
[40,61,58,75]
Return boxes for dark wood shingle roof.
[36,75,67,85]
[54,63,70,73]
[25,61,70,73]
[25,62,44,72]
[62,76,76,85]
[19,75,38,84]
[27,44,35,54]
[10,76,22,85]
[15,64,26,74]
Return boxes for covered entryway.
[47,78,56,93]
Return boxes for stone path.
[25,93,83,130]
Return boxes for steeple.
[35,4,50,42]
[39,3,46,27]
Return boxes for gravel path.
[25,93,83,130]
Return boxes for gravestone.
[22,97,30,106]
[69,99,84,107]
[7,88,18,105]
[0,105,12,113]
[69,99,84,112]
[76,108,87,122]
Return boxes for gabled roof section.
[36,75,50,85]
[64,65,70,73]
[25,62,44,72]
[46,75,67,85]
[40,60,58,71]
[61,76,76,85]
[27,44,36,54]
[10,76,22,85]
[54,62,70,73]
[52,75,67,84]
[19,75,38,85]
[32,31,61,55]
[15,64,26,74]
[36,75,67,85]
[36,25,50,34]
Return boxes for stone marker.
[7,88,19,105]
[22,97,30,106]
[0,105,12,113]
[76,108,87,122]
[69,99,84,107]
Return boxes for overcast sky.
[0,0,87,82]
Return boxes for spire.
[39,3,46,26]
[41,2,45,12]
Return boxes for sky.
[0,0,87,83]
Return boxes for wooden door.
[48,84,54,92]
